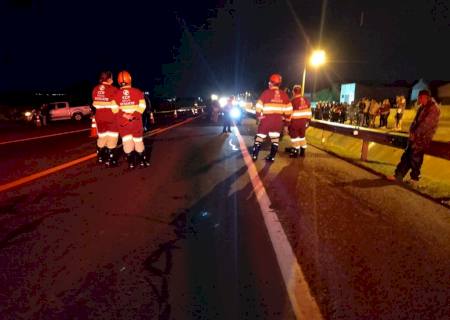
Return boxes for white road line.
[0,128,91,146]
[234,128,323,320]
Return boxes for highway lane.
[0,117,295,319]
[0,116,186,185]
[0,115,449,319]
[0,130,96,185]
[0,119,92,143]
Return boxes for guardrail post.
[361,140,369,161]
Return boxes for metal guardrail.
[244,109,449,161]
[309,120,450,161]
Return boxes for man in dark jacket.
[222,96,234,133]
[387,90,440,183]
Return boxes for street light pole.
[301,66,306,96]
[301,49,326,98]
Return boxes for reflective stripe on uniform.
[93,101,119,110]
[138,99,146,113]
[292,110,312,117]
[256,101,264,113]
[268,132,280,138]
[121,109,137,113]
[122,134,133,142]
[263,106,286,112]
[120,104,140,113]
[106,131,119,138]
[284,104,293,110]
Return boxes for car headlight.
[230,107,241,119]
[24,111,32,117]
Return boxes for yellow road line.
[0,153,97,192]
[0,117,197,193]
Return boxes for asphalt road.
[0,115,449,319]
[0,116,294,319]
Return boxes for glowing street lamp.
[301,49,327,96]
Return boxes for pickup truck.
[44,101,92,121]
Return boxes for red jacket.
[92,83,119,113]
[255,87,292,118]
[115,86,146,115]
[289,95,311,120]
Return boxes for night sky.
[1,0,449,97]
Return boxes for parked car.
[46,101,91,121]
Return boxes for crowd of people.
[313,95,407,130]
[250,76,440,184]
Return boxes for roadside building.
[411,79,450,103]
[437,83,450,104]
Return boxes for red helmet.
[117,70,132,87]
[293,85,302,94]
[269,74,282,86]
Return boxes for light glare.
[310,50,326,67]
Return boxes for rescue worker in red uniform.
[115,70,150,168]
[91,71,120,166]
[286,84,312,157]
[252,74,293,161]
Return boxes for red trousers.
[118,112,143,137]
[95,109,118,133]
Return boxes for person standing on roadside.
[368,99,380,128]
[222,96,234,133]
[379,99,391,128]
[387,90,440,184]
[115,70,150,169]
[251,74,292,162]
[91,71,120,166]
[395,95,406,131]
[286,85,311,158]
[40,103,49,126]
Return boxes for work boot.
[106,148,119,167]
[289,147,299,158]
[97,147,106,164]
[104,148,111,166]
[137,151,150,167]
[265,143,278,162]
[300,147,306,157]
[252,143,261,161]
[126,152,136,169]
